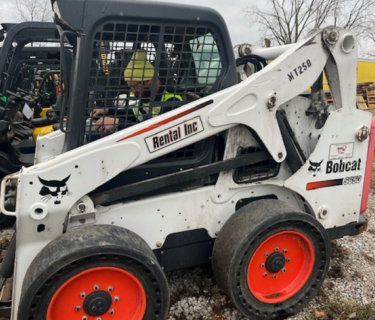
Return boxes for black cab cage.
[0,22,60,95]
[10,47,61,95]
[52,0,238,151]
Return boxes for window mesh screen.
[84,22,223,144]
[233,147,280,183]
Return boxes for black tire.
[0,214,15,230]
[0,231,16,278]
[212,199,330,320]
[18,225,169,320]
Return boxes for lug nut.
[283,249,288,253]
[80,292,86,298]
[114,296,120,303]
[263,272,268,277]
[75,306,81,311]
[264,252,269,257]
[260,263,265,268]
[108,286,113,292]
[282,268,286,273]
[109,309,115,315]
[272,274,277,279]
[82,316,88,320]
[93,284,99,290]
[274,247,279,251]
[286,258,291,262]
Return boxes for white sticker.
[22,103,33,119]
[329,142,354,160]
[145,116,204,153]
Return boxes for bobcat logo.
[38,175,72,205]
[308,160,323,177]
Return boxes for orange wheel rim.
[46,267,146,320]
[247,231,314,303]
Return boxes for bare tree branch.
[243,0,375,56]
[12,0,53,23]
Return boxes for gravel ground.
[166,191,375,320]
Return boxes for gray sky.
[155,0,258,45]
[0,0,257,46]
[0,0,18,23]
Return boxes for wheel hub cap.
[265,252,285,273]
[46,267,146,320]
[247,231,314,303]
[83,291,112,316]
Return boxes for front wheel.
[212,199,330,320]
[18,225,169,320]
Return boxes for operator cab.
[52,0,238,148]
[51,0,278,199]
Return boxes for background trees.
[243,0,375,56]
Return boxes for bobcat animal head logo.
[38,175,72,205]
[308,160,323,177]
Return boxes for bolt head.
[324,28,339,44]
[357,126,370,142]
[319,207,329,220]
[329,31,337,40]
[267,94,277,109]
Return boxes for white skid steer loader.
[0,0,374,319]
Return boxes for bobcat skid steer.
[0,0,374,319]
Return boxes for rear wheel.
[18,225,169,320]
[212,199,330,320]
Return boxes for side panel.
[285,109,372,227]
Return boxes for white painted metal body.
[2,27,372,319]
[251,44,294,60]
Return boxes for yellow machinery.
[323,59,375,90]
